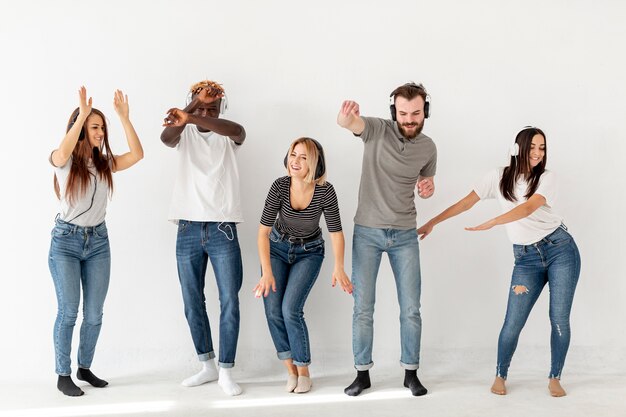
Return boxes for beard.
[398,120,424,139]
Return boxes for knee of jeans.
[281,304,302,323]
[400,304,421,320]
[83,309,103,326]
[58,304,79,324]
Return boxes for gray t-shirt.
[354,117,437,230]
[54,156,110,226]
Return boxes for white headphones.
[185,92,229,114]
[509,142,519,157]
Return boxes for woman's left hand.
[332,268,353,294]
[465,218,497,231]
[113,89,129,119]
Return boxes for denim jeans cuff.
[198,352,216,362]
[219,361,234,369]
[400,361,419,371]
[293,359,311,367]
[355,362,373,371]
[277,350,292,361]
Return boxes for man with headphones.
[161,80,246,396]
[337,82,437,397]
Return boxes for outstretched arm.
[51,86,91,167]
[329,231,353,294]
[465,194,546,231]
[112,90,144,172]
[417,191,480,240]
[337,100,365,135]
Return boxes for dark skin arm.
[160,90,246,147]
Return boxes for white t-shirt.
[473,168,562,245]
[54,157,110,227]
[168,125,244,223]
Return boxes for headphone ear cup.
[424,101,430,119]
[390,104,397,121]
[509,143,519,157]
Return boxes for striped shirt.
[260,176,342,238]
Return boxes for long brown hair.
[54,108,116,205]
[499,127,547,202]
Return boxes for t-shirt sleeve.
[356,117,385,143]
[322,183,343,232]
[473,169,500,200]
[260,179,282,227]
[420,142,437,177]
[535,171,557,207]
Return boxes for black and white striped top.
[260,176,342,238]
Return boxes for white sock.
[181,359,218,387]
[218,367,242,396]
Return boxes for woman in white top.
[49,87,143,396]
[418,127,581,397]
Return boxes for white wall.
[1,0,624,377]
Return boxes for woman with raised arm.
[418,127,580,397]
[49,87,143,396]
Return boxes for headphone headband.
[389,82,430,121]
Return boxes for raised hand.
[78,86,92,117]
[196,87,224,104]
[337,100,360,128]
[163,108,189,127]
[113,89,129,119]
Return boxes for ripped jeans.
[496,226,581,379]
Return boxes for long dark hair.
[499,127,547,202]
[54,107,116,204]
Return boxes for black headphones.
[389,82,430,121]
[283,138,326,180]
[68,110,85,141]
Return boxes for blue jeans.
[176,221,243,368]
[351,225,422,370]
[496,226,581,379]
[48,219,111,376]
[262,228,325,366]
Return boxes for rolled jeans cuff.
[400,361,419,371]
[198,352,216,362]
[355,362,374,371]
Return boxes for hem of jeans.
[218,362,234,369]
[355,362,373,371]
[277,350,292,361]
[56,372,71,377]
[293,360,311,367]
[400,361,419,371]
[495,369,508,380]
[198,352,216,362]
[548,374,561,380]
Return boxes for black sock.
[57,375,84,396]
[344,370,371,396]
[77,368,108,388]
[404,370,427,396]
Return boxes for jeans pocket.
[269,229,282,243]
[52,227,71,237]
[513,246,525,261]
[178,221,189,234]
[304,239,324,253]
[547,233,572,247]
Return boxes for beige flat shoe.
[294,376,312,393]
[285,374,298,392]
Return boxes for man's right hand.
[163,108,189,127]
[196,88,224,104]
[337,100,360,128]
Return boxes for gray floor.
[1,365,624,417]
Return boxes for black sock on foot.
[344,370,371,396]
[57,375,84,396]
[404,370,427,396]
[77,368,108,388]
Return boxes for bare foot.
[491,376,507,395]
[548,378,566,397]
